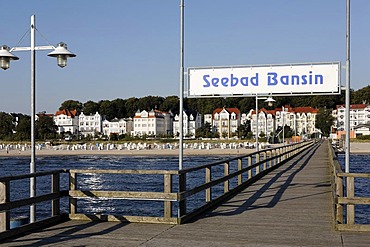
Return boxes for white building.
[173,110,202,138]
[211,108,241,138]
[275,106,317,136]
[204,114,212,125]
[249,105,318,139]
[54,109,79,135]
[133,109,173,137]
[79,112,102,137]
[102,117,133,137]
[293,107,317,135]
[336,104,370,135]
[249,108,276,138]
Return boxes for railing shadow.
[2,221,129,246]
[192,142,322,219]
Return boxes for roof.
[213,107,240,115]
[293,107,318,114]
[337,104,369,110]
[252,105,318,115]
[55,109,77,118]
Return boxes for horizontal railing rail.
[328,142,370,232]
[68,169,179,224]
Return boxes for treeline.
[0,85,369,141]
[59,86,370,120]
[0,113,57,141]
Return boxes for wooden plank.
[224,162,229,193]
[346,177,355,224]
[69,172,77,215]
[237,158,242,185]
[69,213,178,224]
[336,176,344,224]
[70,169,178,175]
[338,172,370,178]
[0,170,66,182]
[337,224,370,232]
[338,197,370,205]
[163,174,172,219]
[69,190,178,201]
[0,192,61,212]
[205,167,211,202]
[0,181,10,231]
[52,173,60,216]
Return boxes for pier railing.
[0,170,68,240]
[328,142,370,232]
[1,140,316,240]
[177,140,315,223]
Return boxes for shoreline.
[0,142,368,157]
[0,148,256,157]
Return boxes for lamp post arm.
[10,45,55,52]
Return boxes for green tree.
[0,112,14,140]
[137,96,164,112]
[236,123,248,139]
[59,100,83,114]
[82,100,100,115]
[112,98,127,119]
[160,96,179,114]
[99,100,117,120]
[14,115,31,141]
[353,85,370,104]
[125,97,139,118]
[36,115,57,140]
[195,122,214,139]
[315,107,335,137]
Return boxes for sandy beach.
[0,141,368,157]
[0,147,256,157]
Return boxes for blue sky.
[0,0,369,114]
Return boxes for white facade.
[102,118,133,137]
[173,110,202,137]
[275,106,317,135]
[133,110,172,137]
[79,112,102,137]
[212,108,241,138]
[54,109,79,135]
[336,104,370,131]
[249,106,317,138]
[336,104,370,136]
[249,109,275,138]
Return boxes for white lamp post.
[345,0,350,173]
[255,95,275,151]
[179,0,185,170]
[0,15,76,223]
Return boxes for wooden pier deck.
[2,142,370,246]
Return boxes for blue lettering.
[280,75,289,85]
[309,71,313,84]
[203,75,210,87]
[212,78,219,87]
[291,75,299,85]
[240,77,248,86]
[267,72,278,85]
[250,73,258,86]
[301,75,307,85]
[315,75,323,84]
[231,74,238,86]
[221,77,229,87]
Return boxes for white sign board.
[187,62,341,97]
